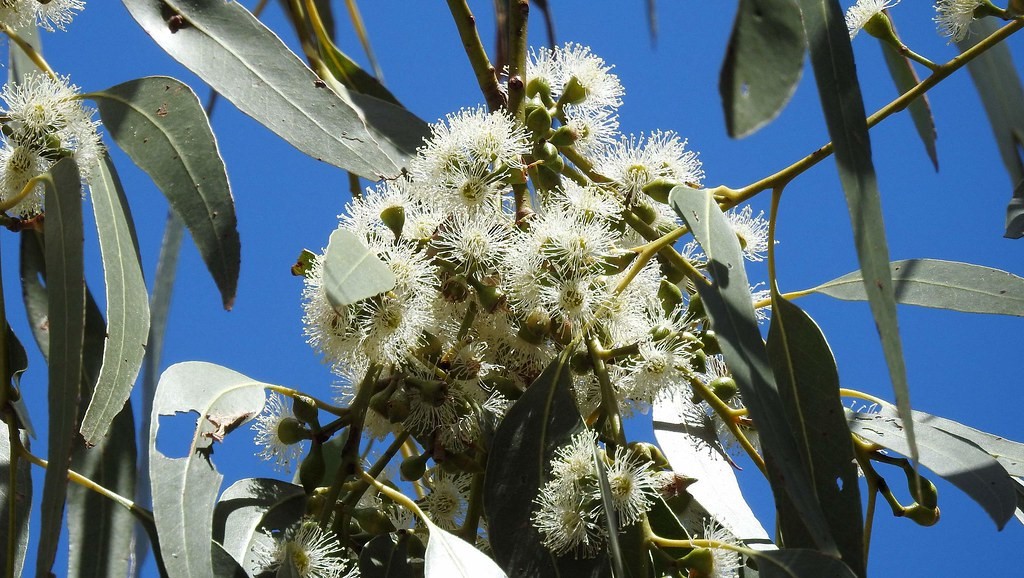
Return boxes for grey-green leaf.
[0,428,32,577]
[121,0,428,179]
[78,155,150,445]
[719,0,804,138]
[213,478,305,574]
[812,259,1024,316]
[668,185,837,555]
[848,410,1017,528]
[323,229,396,308]
[5,324,34,437]
[360,532,412,578]
[748,549,857,578]
[89,76,238,309]
[1007,177,1024,239]
[796,0,916,470]
[878,32,937,170]
[767,296,863,576]
[38,157,85,578]
[150,361,268,577]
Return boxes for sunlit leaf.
[37,157,85,577]
[423,518,506,578]
[812,259,1024,316]
[669,185,837,555]
[89,76,239,309]
[78,155,150,445]
[0,428,32,577]
[720,0,804,138]
[149,361,268,577]
[483,352,608,577]
[323,228,396,308]
[213,477,305,574]
[121,0,428,179]
[767,296,863,576]
[878,29,937,170]
[795,0,916,471]
[847,410,1017,529]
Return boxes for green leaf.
[121,0,428,179]
[422,518,507,577]
[719,0,804,138]
[483,352,608,577]
[766,296,863,576]
[213,478,305,574]
[359,532,413,578]
[668,185,837,555]
[748,549,857,578]
[1008,178,1024,239]
[591,444,625,578]
[0,428,32,577]
[811,259,1024,316]
[878,29,937,170]
[847,410,1017,528]
[652,398,773,548]
[38,157,86,578]
[902,412,1024,479]
[323,229,396,308]
[5,324,34,437]
[795,0,916,472]
[149,361,268,577]
[78,155,150,444]
[89,76,239,309]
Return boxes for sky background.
[7,1,1024,576]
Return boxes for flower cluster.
[296,42,769,532]
[254,520,355,578]
[0,72,101,216]
[0,0,85,32]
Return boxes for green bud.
[299,442,326,493]
[560,76,588,105]
[690,348,707,373]
[525,306,552,338]
[548,125,578,147]
[710,376,738,402]
[687,292,705,320]
[632,202,658,225]
[701,330,721,356]
[862,12,899,47]
[542,151,564,173]
[679,547,714,576]
[440,273,470,303]
[630,442,671,470]
[533,164,562,192]
[482,374,522,399]
[401,452,430,481]
[418,379,448,406]
[526,76,551,100]
[599,250,638,275]
[910,477,939,510]
[532,141,559,162]
[291,395,320,428]
[468,276,507,313]
[641,177,679,204]
[658,279,684,316]
[380,205,406,241]
[387,387,410,423]
[902,504,940,526]
[352,507,395,535]
[276,417,311,445]
[440,451,485,474]
[570,351,593,374]
[416,331,445,364]
[369,383,396,417]
[526,106,553,138]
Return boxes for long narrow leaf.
[0,428,32,577]
[878,38,937,170]
[795,0,916,468]
[37,157,86,577]
[89,76,238,309]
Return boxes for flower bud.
[658,279,684,315]
[641,177,679,204]
[526,76,551,100]
[548,125,578,147]
[277,417,311,445]
[401,452,430,481]
[910,477,939,510]
[526,105,553,138]
[701,330,721,356]
[482,374,522,399]
[560,76,588,105]
[440,273,470,303]
[290,249,317,277]
[532,164,562,192]
[525,306,552,338]
[679,547,714,577]
[353,507,395,535]
[710,376,738,402]
[570,351,593,374]
[380,205,406,240]
[902,504,940,526]
[632,202,658,225]
[468,276,507,313]
[387,387,411,423]
[690,348,707,373]
[599,250,637,275]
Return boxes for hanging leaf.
[811,259,1024,316]
[483,352,609,577]
[121,0,428,179]
[323,229,396,308]
[423,518,506,578]
[847,410,1017,529]
[652,397,774,549]
[719,0,805,138]
[213,478,305,574]
[37,157,86,577]
[149,362,268,577]
[795,0,916,472]
[669,185,837,555]
[89,76,239,310]
[748,549,858,578]
[0,428,32,577]
[1006,178,1024,239]
[878,26,938,170]
[4,324,34,437]
[767,296,863,576]
[360,532,414,578]
[77,155,150,444]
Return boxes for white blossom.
[254,521,352,578]
[934,0,984,42]
[251,393,306,472]
[845,0,899,39]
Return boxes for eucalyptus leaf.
[668,185,837,555]
[121,0,428,179]
[811,259,1024,316]
[7,21,41,80]
[720,0,805,138]
[323,228,396,308]
[652,396,773,548]
[360,532,412,578]
[795,0,916,471]
[748,549,857,578]
[483,351,608,577]
[847,411,1017,528]
[213,477,305,574]
[78,154,150,445]
[0,428,32,577]
[38,157,85,578]
[1006,178,1024,239]
[878,32,937,170]
[89,76,238,310]
[766,296,863,576]
[5,324,33,437]
[149,362,268,577]
[423,518,506,578]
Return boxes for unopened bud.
[380,205,406,240]
[292,395,319,428]
[299,443,326,493]
[526,106,553,138]
[902,504,940,526]
[710,376,738,402]
[400,453,430,481]
[560,76,588,105]
[277,417,311,445]
[642,178,679,204]
[658,279,684,315]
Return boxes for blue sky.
[9,1,1024,576]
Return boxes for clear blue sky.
[10,1,1024,576]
